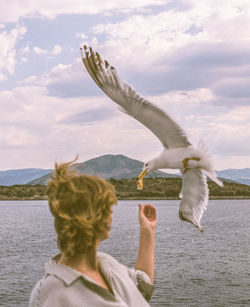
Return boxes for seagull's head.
[144,160,153,172]
[142,159,156,174]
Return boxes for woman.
[29,158,157,306]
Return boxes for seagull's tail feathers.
[206,171,223,187]
[197,139,223,187]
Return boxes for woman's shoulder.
[98,251,119,264]
[98,252,126,270]
[29,275,66,307]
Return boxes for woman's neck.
[58,244,99,274]
[58,244,113,293]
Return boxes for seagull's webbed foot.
[179,210,203,232]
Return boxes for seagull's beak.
[137,167,149,190]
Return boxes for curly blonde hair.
[46,157,117,258]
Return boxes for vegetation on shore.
[111,177,250,199]
[0,185,47,200]
[0,177,250,200]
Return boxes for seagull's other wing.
[179,168,209,232]
[81,46,191,149]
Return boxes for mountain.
[1,155,249,186]
[217,168,250,185]
[0,168,51,186]
[28,154,178,185]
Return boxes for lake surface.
[0,199,249,307]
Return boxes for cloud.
[43,58,100,97]
[0,73,7,81]
[0,82,161,169]
[0,0,166,23]
[0,25,26,80]
[38,42,249,169]
[0,79,249,170]
[76,32,88,40]
[46,39,250,110]
[0,126,37,148]
[155,42,250,103]
[206,122,250,157]
[212,76,250,99]
[33,44,62,57]
[1,1,250,170]
[187,0,250,43]
[62,107,117,124]
[92,10,207,72]
[72,4,249,107]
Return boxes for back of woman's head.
[46,157,117,258]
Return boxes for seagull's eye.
[145,163,149,167]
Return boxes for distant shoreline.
[0,196,250,201]
[0,178,250,201]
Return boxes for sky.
[0,0,250,171]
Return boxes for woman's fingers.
[138,203,157,229]
[138,204,157,220]
[143,204,156,221]
[138,203,143,216]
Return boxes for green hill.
[1,177,249,200]
[28,154,178,185]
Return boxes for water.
[0,200,249,307]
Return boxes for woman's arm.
[135,204,157,284]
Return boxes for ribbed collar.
[45,252,114,290]
[45,254,83,286]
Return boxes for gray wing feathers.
[179,168,209,231]
[81,46,191,149]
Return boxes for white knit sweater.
[29,252,154,307]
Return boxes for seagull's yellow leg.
[183,168,190,174]
[182,157,201,173]
[183,158,189,168]
[190,157,201,161]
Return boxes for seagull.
[80,46,223,232]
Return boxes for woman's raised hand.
[138,203,157,231]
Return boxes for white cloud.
[1,1,250,170]
[92,11,205,71]
[76,32,88,39]
[0,82,160,169]
[0,73,7,81]
[33,44,62,57]
[41,58,102,97]
[0,0,166,23]
[21,56,28,63]
[0,77,249,170]
[88,1,250,74]
[0,25,26,80]
[31,56,250,170]
[0,127,36,147]
[21,46,30,53]
[217,106,250,124]
[151,88,215,107]
[212,76,250,99]
[187,0,250,42]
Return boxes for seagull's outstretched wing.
[81,46,191,149]
[179,168,209,232]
